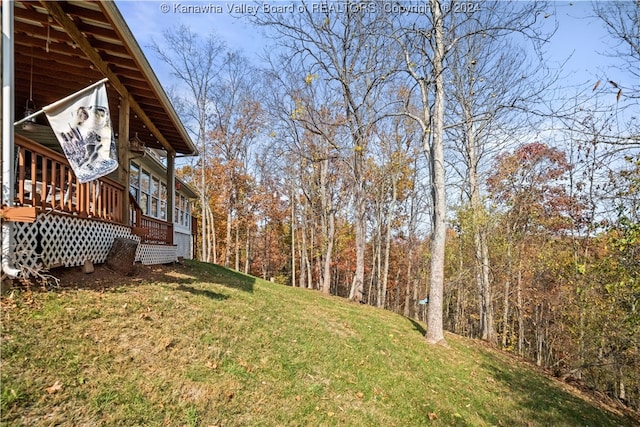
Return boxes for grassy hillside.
[1,260,636,426]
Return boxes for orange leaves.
[45,380,63,394]
[594,79,623,101]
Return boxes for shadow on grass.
[479,356,635,427]
[407,317,427,336]
[29,259,256,294]
[182,260,255,293]
[175,284,229,301]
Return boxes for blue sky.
[114,0,631,99]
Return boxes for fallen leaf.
[46,380,63,394]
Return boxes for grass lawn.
[1,260,636,426]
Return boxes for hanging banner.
[43,81,118,184]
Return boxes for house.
[1,1,199,278]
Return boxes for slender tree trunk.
[380,181,396,309]
[235,224,240,271]
[404,254,413,317]
[299,227,306,288]
[349,183,366,302]
[425,0,447,344]
[465,107,494,342]
[456,232,465,334]
[200,191,208,262]
[244,227,250,274]
[373,207,381,306]
[200,110,208,263]
[321,211,334,294]
[299,205,307,288]
[291,184,296,287]
[502,242,512,348]
[308,221,314,289]
[517,258,524,355]
[225,208,232,267]
[480,230,493,339]
[413,271,420,321]
[404,179,418,318]
[205,203,217,264]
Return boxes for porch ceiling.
[13,0,198,156]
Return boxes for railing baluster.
[14,135,125,224]
[17,148,26,205]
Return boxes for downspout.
[1,0,21,278]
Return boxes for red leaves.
[487,142,578,233]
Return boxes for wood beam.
[39,0,176,156]
[118,96,131,224]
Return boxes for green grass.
[1,260,636,426]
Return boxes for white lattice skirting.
[136,243,178,265]
[9,212,176,273]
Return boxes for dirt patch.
[5,262,190,292]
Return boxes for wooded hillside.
[152,1,639,411]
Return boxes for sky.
[114,0,631,91]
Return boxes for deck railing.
[15,134,174,246]
[14,135,124,223]
[129,194,174,245]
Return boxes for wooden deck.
[14,134,173,245]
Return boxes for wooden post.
[118,96,130,225]
[167,153,175,224]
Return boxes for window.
[151,176,160,217]
[175,192,191,228]
[140,169,150,215]
[130,163,140,200]
[129,162,177,222]
[160,182,167,221]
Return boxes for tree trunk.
[234,224,240,271]
[517,260,524,355]
[380,179,397,309]
[321,211,334,294]
[105,237,138,276]
[502,242,512,348]
[349,183,366,302]
[206,204,217,264]
[225,209,232,267]
[291,185,296,287]
[404,246,414,317]
[425,0,447,344]
[244,227,250,274]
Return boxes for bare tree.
[445,2,554,343]
[261,51,345,294]
[255,2,396,302]
[150,26,225,263]
[593,0,640,98]
[209,50,263,268]
[389,0,554,344]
